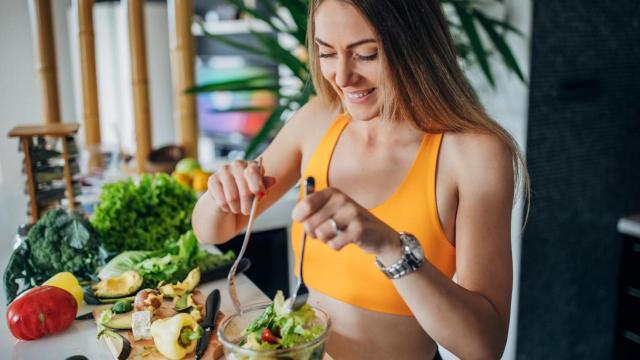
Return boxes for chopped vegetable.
[3,209,107,304]
[111,300,133,314]
[91,173,197,252]
[241,291,325,350]
[150,313,202,359]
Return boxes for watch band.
[375,232,424,279]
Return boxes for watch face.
[410,245,424,259]
[401,233,424,260]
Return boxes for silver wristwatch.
[375,232,424,279]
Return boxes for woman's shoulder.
[441,131,515,192]
[283,96,342,150]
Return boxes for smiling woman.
[192,0,529,359]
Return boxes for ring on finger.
[329,218,341,236]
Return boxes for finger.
[313,217,343,242]
[291,189,334,223]
[244,164,265,195]
[207,175,230,213]
[231,166,254,215]
[217,169,241,213]
[325,232,351,251]
[299,190,347,235]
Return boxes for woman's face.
[314,0,383,121]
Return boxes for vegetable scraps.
[91,173,197,252]
[3,209,107,304]
[241,291,325,350]
[98,230,235,289]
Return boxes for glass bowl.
[218,302,331,360]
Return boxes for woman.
[192,0,528,358]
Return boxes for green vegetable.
[91,173,197,252]
[242,291,325,350]
[97,230,235,289]
[3,209,107,304]
[111,300,133,314]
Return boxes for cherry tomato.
[261,328,279,344]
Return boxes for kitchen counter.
[0,246,332,359]
[0,245,268,359]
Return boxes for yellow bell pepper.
[44,272,83,305]
[150,313,201,360]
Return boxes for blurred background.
[0,0,638,359]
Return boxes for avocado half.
[93,271,143,298]
[159,268,201,298]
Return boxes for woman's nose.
[335,57,354,88]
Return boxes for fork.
[227,158,263,315]
[286,176,315,313]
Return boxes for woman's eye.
[319,53,335,59]
[356,52,378,61]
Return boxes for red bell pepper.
[6,285,77,341]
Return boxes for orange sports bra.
[291,114,456,316]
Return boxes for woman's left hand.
[291,187,400,256]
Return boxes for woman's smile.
[343,87,376,104]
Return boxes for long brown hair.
[307,0,530,210]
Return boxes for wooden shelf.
[8,123,79,138]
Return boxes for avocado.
[93,271,143,298]
[102,311,133,330]
[159,268,201,298]
[98,295,136,304]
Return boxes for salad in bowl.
[218,291,330,360]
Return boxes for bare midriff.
[309,290,438,360]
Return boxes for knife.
[195,288,221,360]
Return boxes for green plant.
[3,209,107,303]
[190,0,525,159]
[90,173,197,252]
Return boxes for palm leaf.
[474,10,526,82]
[243,105,286,160]
[192,83,280,93]
[209,106,275,113]
[186,73,276,93]
[278,0,308,43]
[250,30,308,80]
[224,0,286,34]
[198,21,267,57]
[453,3,495,86]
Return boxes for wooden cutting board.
[93,289,224,360]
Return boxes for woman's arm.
[384,132,514,359]
[292,131,515,359]
[191,97,331,245]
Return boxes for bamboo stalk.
[28,0,61,124]
[74,0,102,168]
[21,138,40,223]
[168,0,198,159]
[126,0,152,173]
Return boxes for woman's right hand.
[207,159,276,215]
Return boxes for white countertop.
[0,247,269,359]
